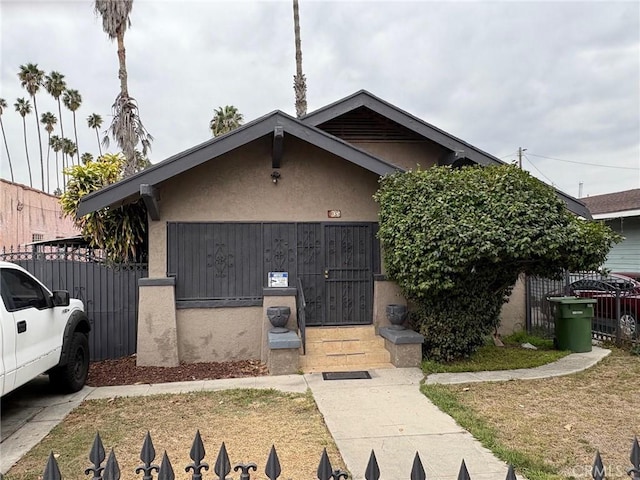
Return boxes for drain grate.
[322,371,371,380]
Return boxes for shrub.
[374,165,620,361]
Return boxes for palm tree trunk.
[55,150,60,191]
[95,128,102,156]
[293,0,307,118]
[57,98,66,181]
[72,112,80,165]
[45,132,51,193]
[0,118,14,182]
[21,118,33,187]
[32,96,45,190]
[117,30,129,98]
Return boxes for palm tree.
[81,152,94,165]
[209,106,244,137]
[50,134,63,192]
[87,113,103,156]
[94,0,153,177]
[40,112,57,192]
[44,71,68,177]
[293,0,307,117]
[14,97,33,187]
[0,98,14,182]
[18,63,45,189]
[61,138,77,191]
[62,89,82,166]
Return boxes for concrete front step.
[305,325,380,341]
[300,325,393,373]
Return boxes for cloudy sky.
[1,0,638,198]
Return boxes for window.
[32,233,44,242]
[1,268,49,311]
[167,223,264,307]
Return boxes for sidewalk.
[0,346,611,478]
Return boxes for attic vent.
[317,106,423,142]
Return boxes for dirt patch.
[87,355,268,386]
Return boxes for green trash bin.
[548,297,596,352]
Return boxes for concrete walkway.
[1,346,611,478]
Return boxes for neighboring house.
[581,188,640,272]
[77,90,590,369]
[0,179,79,250]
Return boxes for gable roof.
[77,91,591,219]
[303,90,504,167]
[303,90,591,219]
[77,110,401,216]
[581,188,640,219]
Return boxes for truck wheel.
[50,332,89,392]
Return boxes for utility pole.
[517,147,527,169]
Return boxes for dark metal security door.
[323,224,373,325]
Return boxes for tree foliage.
[209,105,243,137]
[60,153,147,263]
[374,165,621,361]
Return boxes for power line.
[527,152,639,171]
[499,151,518,160]
[523,154,555,185]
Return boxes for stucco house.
[77,91,590,372]
[0,178,79,250]
[581,188,640,272]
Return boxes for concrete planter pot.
[386,304,408,330]
[266,306,291,334]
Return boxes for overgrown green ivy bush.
[374,165,620,362]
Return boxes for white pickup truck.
[0,261,91,396]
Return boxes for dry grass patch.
[424,349,640,479]
[5,389,345,480]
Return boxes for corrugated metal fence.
[0,247,147,361]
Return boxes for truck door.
[0,267,61,391]
[0,273,17,395]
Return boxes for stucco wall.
[0,179,79,249]
[176,307,263,363]
[348,141,444,171]
[373,279,407,328]
[498,275,527,335]
[149,136,382,277]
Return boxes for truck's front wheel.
[50,332,89,392]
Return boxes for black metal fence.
[527,272,640,345]
[40,431,640,480]
[297,277,307,354]
[0,247,148,361]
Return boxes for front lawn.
[422,332,570,375]
[422,348,640,480]
[5,389,345,480]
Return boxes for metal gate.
[298,223,374,326]
[323,224,373,325]
[0,248,147,360]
